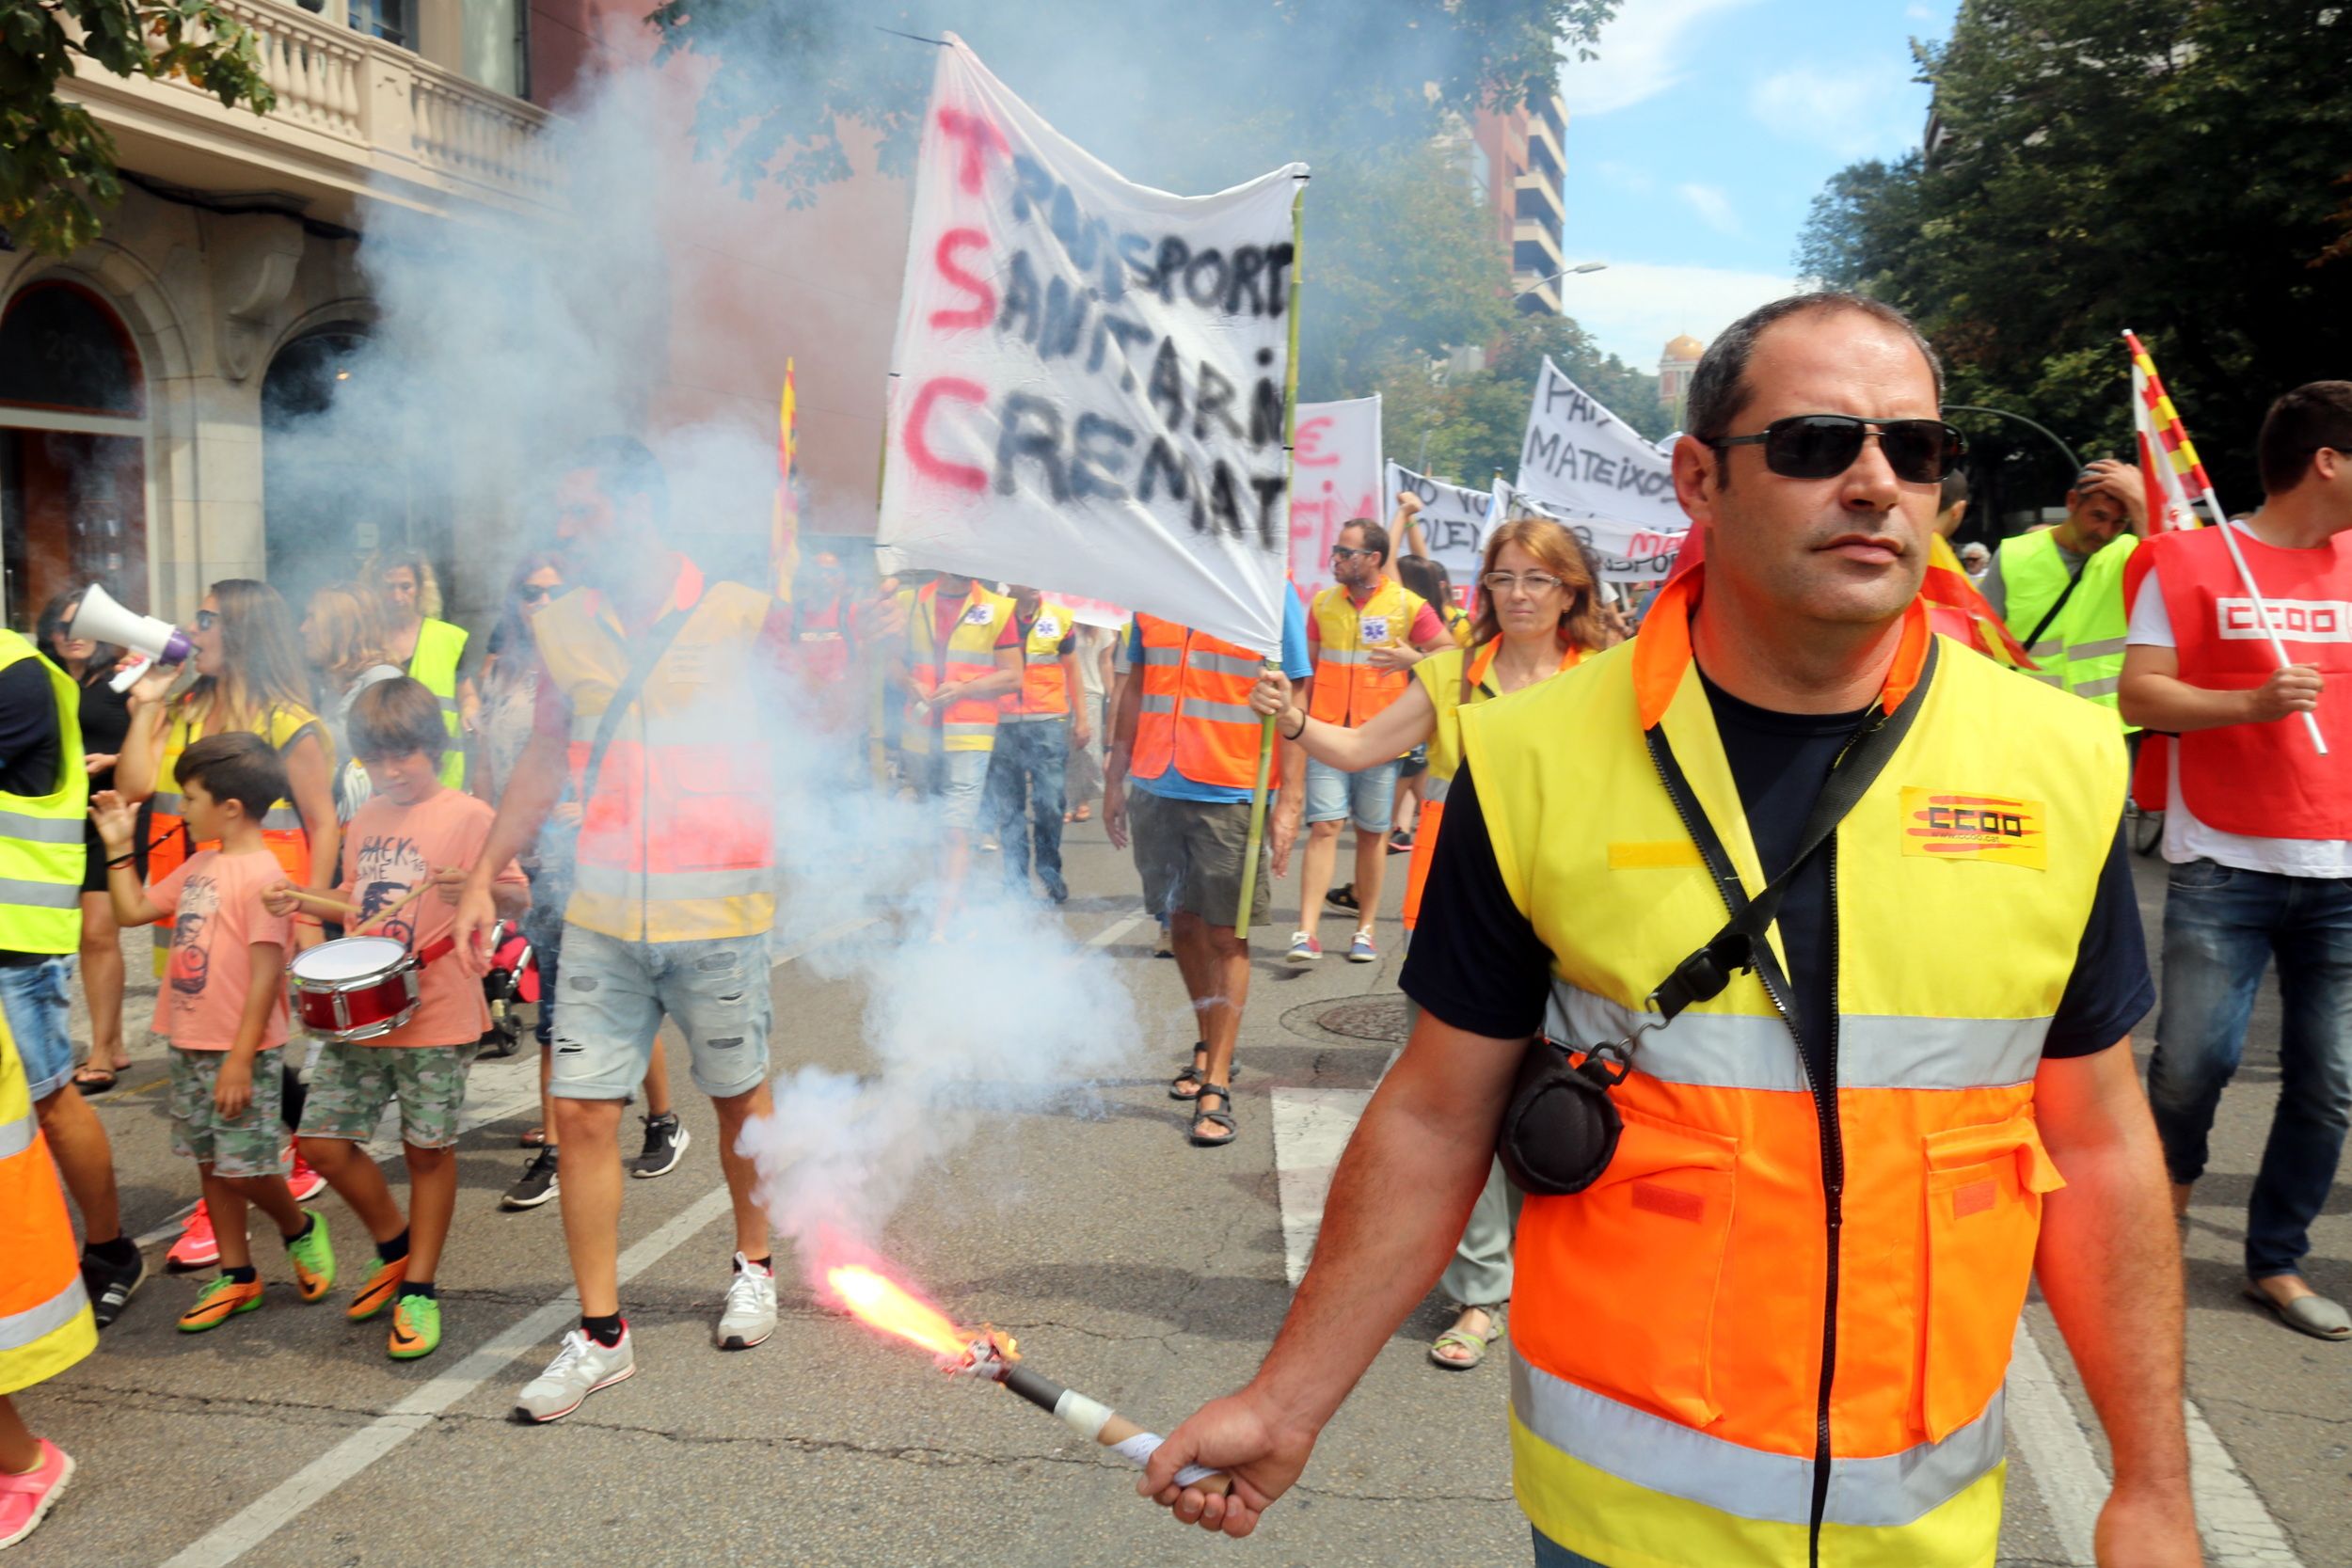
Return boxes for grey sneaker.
[513,1327,635,1423]
[629,1115,691,1180]
[501,1148,560,1211]
[716,1254,777,1350]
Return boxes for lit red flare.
[825,1264,970,1363]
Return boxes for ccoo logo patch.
[1899,787,2047,870]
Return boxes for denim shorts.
[549,924,771,1101]
[0,955,78,1101]
[1304,755,1402,832]
[916,749,993,832]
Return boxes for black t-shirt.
[1400,685,2153,1073]
[0,658,60,800]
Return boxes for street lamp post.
[1514,260,1607,305]
[1944,404,2085,477]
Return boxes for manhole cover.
[1314,997,1413,1042]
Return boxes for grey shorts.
[1128,787,1270,930]
[914,749,992,832]
[549,924,771,1101]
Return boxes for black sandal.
[1189,1085,1236,1147]
[1169,1043,1239,1101]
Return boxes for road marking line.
[1086,910,1150,950]
[156,1184,736,1568]
[1270,1086,1373,1287]
[2185,1392,2307,1567]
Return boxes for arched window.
[0,281,149,627]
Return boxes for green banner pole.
[1234,176,1307,940]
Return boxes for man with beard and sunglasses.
[1983,460,2148,721]
[1140,293,2197,1568]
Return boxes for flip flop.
[519,1126,548,1148]
[72,1067,119,1094]
[1429,1313,1503,1370]
[1073,804,1092,822]
[2243,1281,2351,1340]
[1188,1085,1236,1148]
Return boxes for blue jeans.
[1304,755,1400,832]
[1531,1528,1606,1567]
[983,718,1069,895]
[2147,858,2352,1277]
[0,954,78,1101]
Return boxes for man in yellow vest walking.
[896,573,1021,940]
[1983,462,2146,719]
[1291,519,1453,966]
[1140,293,2200,1567]
[377,550,474,788]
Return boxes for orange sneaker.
[178,1274,263,1332]
[347,1256,406,1322]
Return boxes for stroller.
[475,920,540,1058]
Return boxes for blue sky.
[1552,0,1960,369]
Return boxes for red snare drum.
[287,935,421,1042]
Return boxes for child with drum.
[263,678,527,1360]
[90,735,339,1332]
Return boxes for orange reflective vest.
[1461,566,2121,1568]
[148,701,322,958]
[1308,578,1429,726]
[0,1009,96,1393]
[1132,615,1276,792]
[1400,637,1582,930]
[1003,601,1075,720]
[533,560,776,943]
[906,582,1014,754]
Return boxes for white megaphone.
[70,584,196,692]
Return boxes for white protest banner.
[1494,478,1683,587]
[1287,396,1383,599]
[1510,358,1688,584]
[875,34,1309,655]
[1386,461,1494,600]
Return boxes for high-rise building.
[1457,90,1570,314]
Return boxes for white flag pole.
[2192,487,2328,755]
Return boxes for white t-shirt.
[2125,535,2352,877]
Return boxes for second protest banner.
[875,35,1308,655]
[1287,396,1383,599]
[1511,356,1686,583]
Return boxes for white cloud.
[1749,58,1926,159]
[1555,260,1803,369]
[1557,0,1764,118]
[1677,182,1741,235]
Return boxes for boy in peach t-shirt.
[271,678,527,1360]
[91,733,337,1333]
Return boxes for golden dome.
[1662,333,1706,362]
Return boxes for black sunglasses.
[518,583,554,605]
[1330,545,1377,561]
[1710,415,1965,484]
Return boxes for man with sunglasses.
[1140,293,2195,1568]
[2122,380,2352,1342]
[1982,461,2147,719]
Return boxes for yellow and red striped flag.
[2124,331,2210,533]
[771,358,801,600]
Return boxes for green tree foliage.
[1374,315,1668,492]
[1,0,277,256]
[648,0,1615,403]
[1796,0,2352,511]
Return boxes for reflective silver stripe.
[0,1109,36,1160]
[261,806,304,832]
[0,878,81,910]
[151,791,183,815]
[1423,774,1454,805]
[1548,982,2046,1091]
[1317,648,1375,666]
[0,1273,90,1353]
[574,864,772,901]
[1165,698,1260,729]
[1512,1354,2005,1528]
[1139,693,1179,716]
[2026,640,2063,659]
[2072,675,2122,698]
[1190,651,1264,679]
[0,810,83,845]
[2068,636,2129,659]
[1140,643,1184,667]
[2024,670,2066,688]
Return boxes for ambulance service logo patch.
[1900,788,2047,869]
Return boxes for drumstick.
[348,871,446,939]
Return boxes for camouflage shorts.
[298,1039,476,1149]
[167,1045,288,1178]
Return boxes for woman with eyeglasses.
[1248,515,1614,1373]
[302,582,405,823]
[117,579,342,1268]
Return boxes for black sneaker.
[501,1148,561,1210]
[81,1246,147,1329]
[630,1114,691,1180]
[1325,884,1359,913]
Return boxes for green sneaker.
[284,1210,336,1303]
[177,1274,263,1332]
[387,1292,441,1360]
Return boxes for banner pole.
[1234,178,1308,939]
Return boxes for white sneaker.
[513,1326,635,1423]
[717,1254,778,1350]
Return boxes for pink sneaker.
[167,1202,218,1272]
[287,1149,326,1202]
[0,1438,73,1549]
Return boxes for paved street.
[14,821,2349,1567]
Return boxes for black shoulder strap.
[2019,551,2090,654]
[580,605,693,800]
[1642,637,1939,1028]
